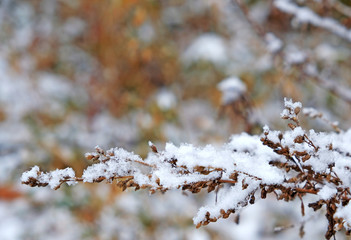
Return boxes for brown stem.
[231,0,266,38]
[303,134,319,152]
[295,188,317,195]
[219,179,237,184]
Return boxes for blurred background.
[1,0,351,239]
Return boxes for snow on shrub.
[22,98,351,239]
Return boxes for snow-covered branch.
[22,98,351,239]
[274,0,351,42]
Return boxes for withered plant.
[22,98,351,239]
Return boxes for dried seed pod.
[229,172,238,181]
[294,151,307,156]
[242,179,248,190]
[302,154,311,162]
[335,222,344,231]
[95,146,104,154]
[308,200,324,211]
[107,150,114,156]
[294,107,301,115]
[208,182,217,193]
[294,136,304,143]
[261,188,267,199]
[94,176,105,183]
[149,141,158,153]
[227,209,235,214]
[234,214,240,224]
[342,199,350,206]
[299,224,305,238]
[156,178,160,186]
[267,186,275,193]
[85,154,94,160]
[127,181,135,188]
[249,194,255,204]
[331,203,337,212]
[192,188,201,193]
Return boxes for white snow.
[21,166,77,189]
[137,21,155,43]
[217,77,246,104]
[193,175,260,225]
[284,45,307,65]
[182,33,228,65]
[21,166,40,182]
[156,89,177,111]
[82,147,143,183]
[49,168,76,189]
[265,33,283,53]
[335,204,351,231]
[318,185,337,200]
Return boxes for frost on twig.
[303,107,341,133]
[22,99,351,239]
[274,0,351,43]
[304,63,351,105]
